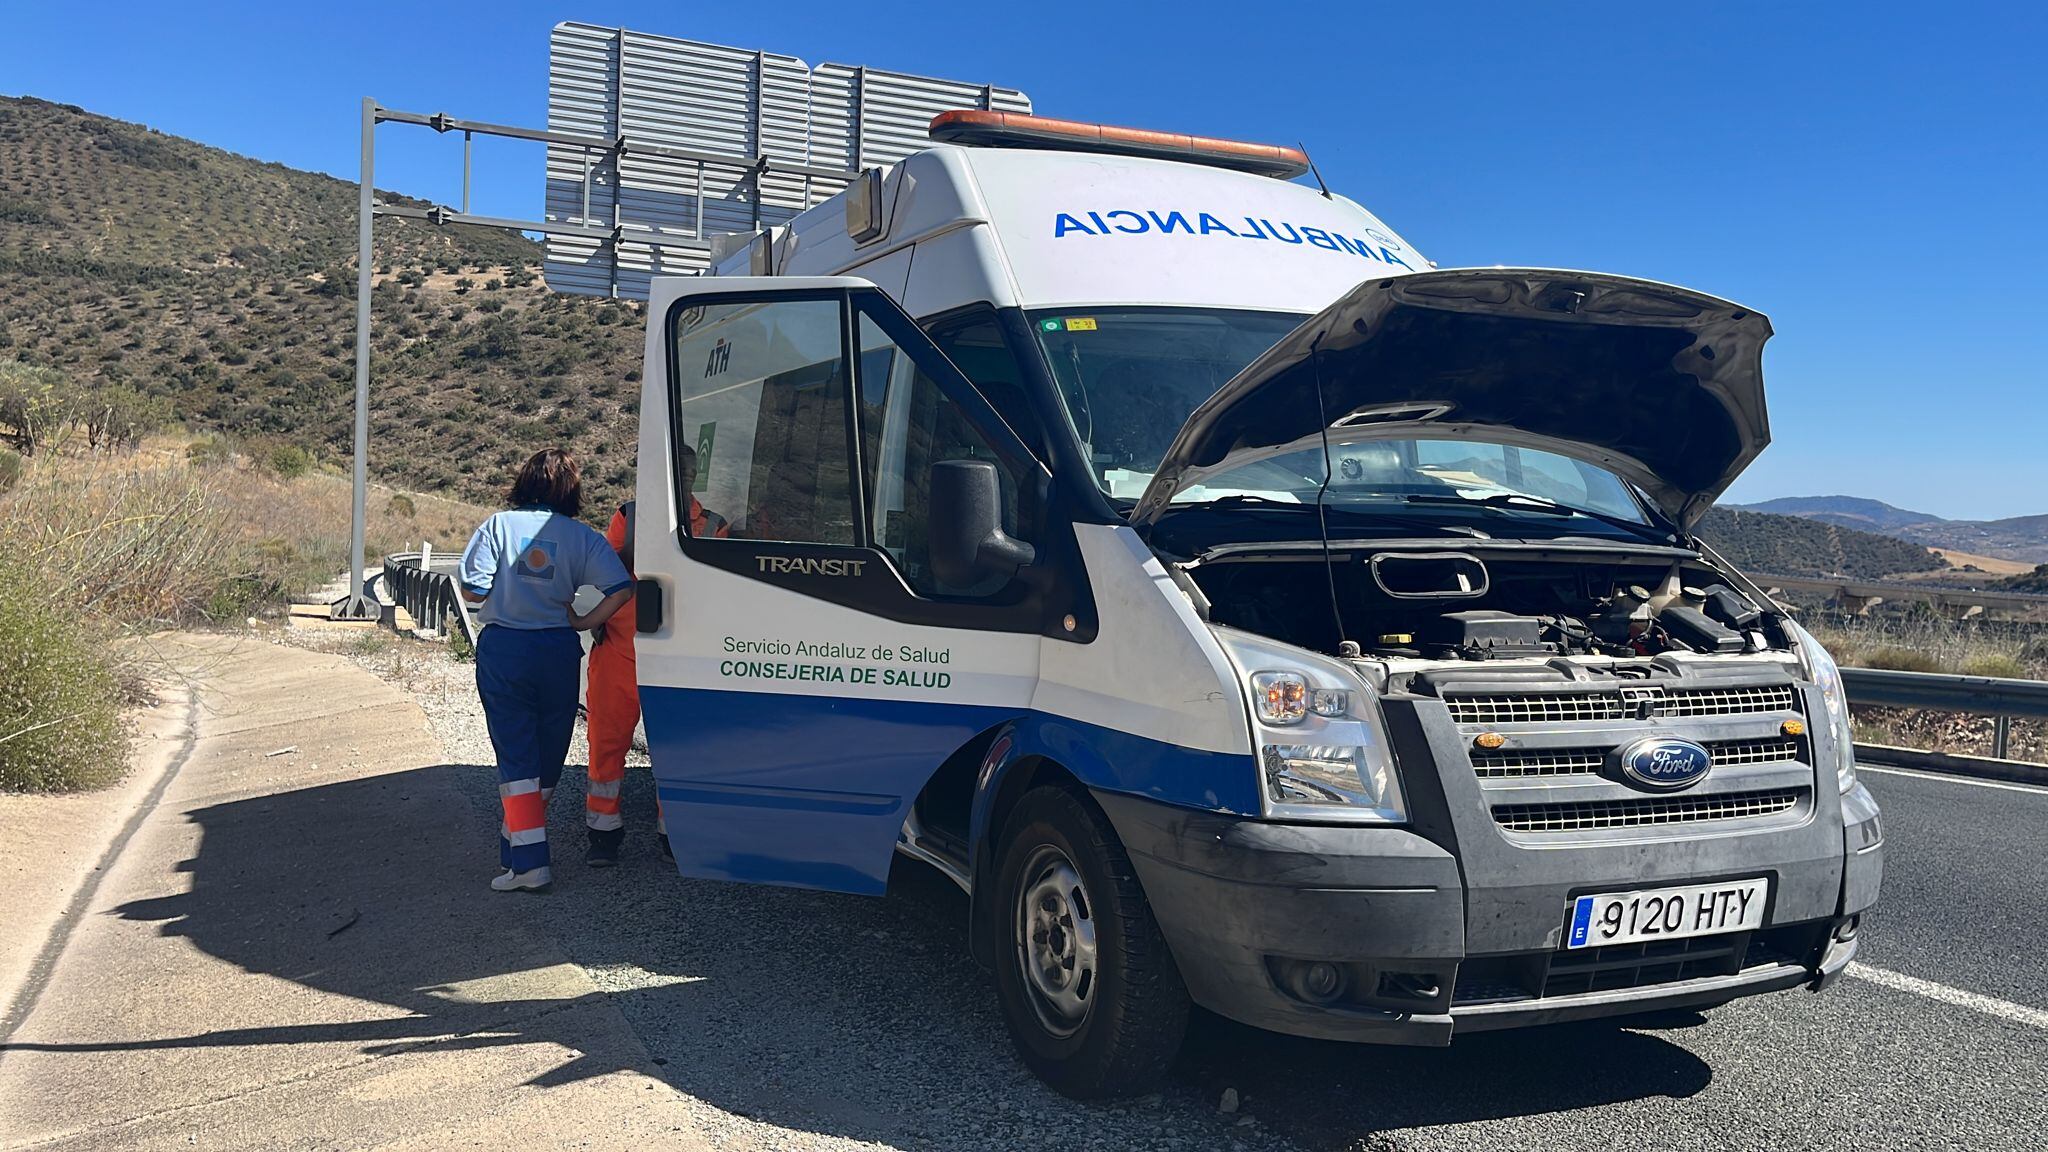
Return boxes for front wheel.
[991,786,1189,1098]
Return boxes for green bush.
[268,443,312,479]
[0,571,128,792]
[386,492,416,518]
[0,448,20,492]
[78,382,171,449]
[186,434,237,467]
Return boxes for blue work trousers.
[475,625,584,873]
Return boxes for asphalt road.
[440,694,2047,1152]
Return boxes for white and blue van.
[629,112,1883,1097]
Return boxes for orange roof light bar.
[928,110,1311,180]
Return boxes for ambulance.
[628,110,1883,1097]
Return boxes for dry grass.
[1805,614,2048,679]
[0,436,490,790]
[1810,613,2048,764]
[0,436,491,624]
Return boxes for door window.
[924,310,1044,461]
[856,305,1025,598]
[671,298,859,544]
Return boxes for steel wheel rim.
[1013,843,1099,1039]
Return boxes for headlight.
[1216,629,1406,824]
[1792,622,1857,793]
[1249,671,1349,725]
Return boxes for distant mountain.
[1738,495,1946,533]
[1695,507,1943,580]
[1731,496,2048,565]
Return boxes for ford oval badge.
[1618,738,1713,791]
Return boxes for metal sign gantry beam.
[330,96,858,620]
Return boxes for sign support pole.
[332,97,380,621]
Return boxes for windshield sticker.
[1063,317,1098,332]
[1050,210,1412,269]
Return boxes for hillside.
[1736,495,2048,565]
[0,96,643,515]
[1996,565,2048,594]
[1694,506,1944,579]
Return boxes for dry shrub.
[1858,646,1944,674]
[0,564,128,791]
[1961,653,2030,680]
[1,451,240,623]
[0,439,492,791]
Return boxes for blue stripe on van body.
[641,685,1258,895]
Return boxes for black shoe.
[586,828,623,868]
[657,832,673,862]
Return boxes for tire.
[990,785,1189,1099]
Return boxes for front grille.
[1445,684,1798,726]
[1648,685,1799,717]
[1709,738,1802,766]
[1447,694,1626,724]
[1452,925,1824,1007]
[1472,737,1802,779]
[1491,788,1802,833]
[1471,748,1608,778]
[1543,933,1748,996]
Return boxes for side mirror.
[929,459,1035,587]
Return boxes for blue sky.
[5,2,2043,519]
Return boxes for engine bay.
[1179,546,1796,667]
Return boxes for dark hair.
[508,448,583,517]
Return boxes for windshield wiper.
[1203,494,1311,509]
[1402,492,1671,540]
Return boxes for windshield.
[1173,439,1650,524]
[1030,308,1307,498]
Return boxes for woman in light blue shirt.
[459,448,633,892]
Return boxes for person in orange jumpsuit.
[584,446,725,866]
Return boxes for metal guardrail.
[381,551,477,648]
[1843,665,2048,769]
[1754,572,2048,616]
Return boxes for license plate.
[1566,878,1768,949]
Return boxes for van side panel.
[898,225,1021,317]
[1032,525,1254,766]
[641,688,1015,893]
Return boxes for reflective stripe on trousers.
[475,625,583,873]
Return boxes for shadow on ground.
[5,760,1714,1150]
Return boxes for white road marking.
[1859,764,2048,796]
[1848,963,2048,1030]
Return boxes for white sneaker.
[491,866,552,892]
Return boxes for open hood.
[1131,269,1773,531]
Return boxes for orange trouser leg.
[585,642,640,832]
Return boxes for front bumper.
[1096,790,1877,1045]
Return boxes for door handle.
[635,578,663,634]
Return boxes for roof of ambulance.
[781,144,1430,314]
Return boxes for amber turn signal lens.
[1782,719,1807,737]
[1474,732,1507,750]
